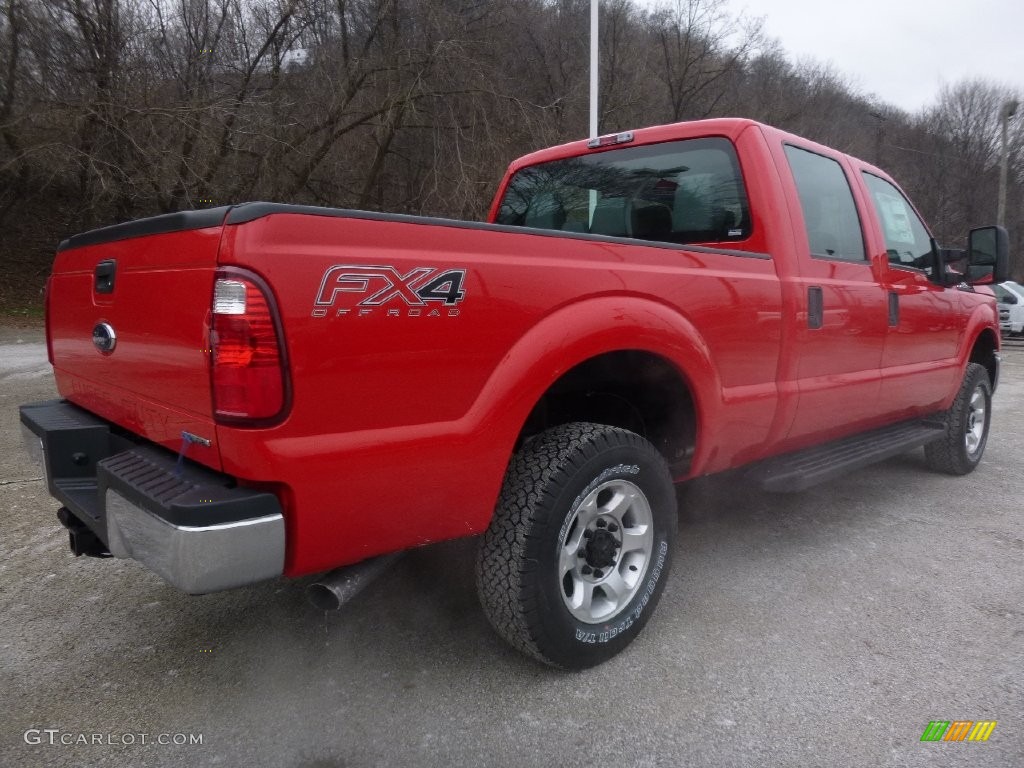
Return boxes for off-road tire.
[924,362,992,475]
[476,422,677,669]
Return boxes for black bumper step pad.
[20,399,278,539]
[98,447,279,528]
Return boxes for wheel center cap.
[585,529,618,569]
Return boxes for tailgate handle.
[94,260,117,294]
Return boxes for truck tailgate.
[48,216,225,470]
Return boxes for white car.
[993,282,1024,335]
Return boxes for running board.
[747,420,946,493]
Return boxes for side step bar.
[746,419,946,493]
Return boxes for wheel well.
[970,329,999,388]
[516,350,696,474]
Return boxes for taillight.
[210,269,290,424]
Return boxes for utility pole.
[869,111,886,167]
[998,99,1019,227]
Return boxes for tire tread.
[475,422,670,667]
[924,362,991,475]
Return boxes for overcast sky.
[730,0,1024,112]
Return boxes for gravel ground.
[1,333,1021,767]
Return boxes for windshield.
[496,137,751,245]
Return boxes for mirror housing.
[965,226,1010,285]
[933,244,964,286]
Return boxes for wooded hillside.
[1,0,1021,310]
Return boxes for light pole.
[588,0,599,224]
[998,98,1019,227]
[590,0,598,140]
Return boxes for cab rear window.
[496,138,751,245]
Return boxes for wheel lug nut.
[608,523,619,532]
[583,530,593,539]
[593,569,604,578]
[581,565,592,575]
[596,520,606,528]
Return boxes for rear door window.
[784,145,866,262]
[496,137,752,245]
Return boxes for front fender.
[959,299,1001,396]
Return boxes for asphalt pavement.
[1,327,1021,767]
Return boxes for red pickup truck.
[20,118,1008,668]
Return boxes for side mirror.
[966,226,1010,285]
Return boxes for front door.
[859,172,961,415]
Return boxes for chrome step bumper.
[20,399,285,594]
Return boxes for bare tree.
[1,0,1021,306]
[0,0,28,224]
[647,0,762,122]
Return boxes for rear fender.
[463,295,722,477]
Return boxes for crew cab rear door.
[772,140,888,441]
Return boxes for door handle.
[807,286,823,329]
[94,260,117,294]
[888,292,899,326]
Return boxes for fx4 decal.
[312,265,467,318]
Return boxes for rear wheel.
[925,363,992,475]
[476,422,677,669]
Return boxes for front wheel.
[925,362,992,475]
[476,422,677,669]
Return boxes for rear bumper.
[19,399,285,594]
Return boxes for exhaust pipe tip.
[306,552,403,611]
[307,582,343,611]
